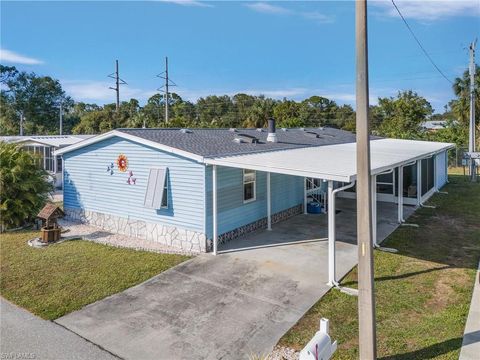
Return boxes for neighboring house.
[56,125,453,253]
[0,135,94,188]
[421,120,457,132]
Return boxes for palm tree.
[243,96,276,128]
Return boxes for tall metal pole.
[115,60,120,113]
[19,113,24,136]
[469,40,476,181]
[59,103,63,135]
[109,60,126,114]
[355,1,377,358]
[165,57,169,124]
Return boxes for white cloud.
[0,49,43,65]
[157,0,213,8]
[301,11,335,24]
[245,2,292,15]
[246,2,334,23]
[62,80,156,103]
[372,0,480,21]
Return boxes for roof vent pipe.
[267,118,278,143]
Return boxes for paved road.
[459,261,480,360]
[57,200,412,360]
[0,297,119,360]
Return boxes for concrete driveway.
[56,199,414,360]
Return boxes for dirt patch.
[429,214,467,231]
[426,277,454,310]
[425,268,469,311]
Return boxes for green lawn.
[278,170,480,359]
[0,232,190,320]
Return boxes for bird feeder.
[37,204,64,243]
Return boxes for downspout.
[327,180,356,287]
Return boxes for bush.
[0,141,53,231]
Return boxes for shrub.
[0,141,53,231]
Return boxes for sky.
[1,0,479,113]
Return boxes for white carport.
[205,138,453,287]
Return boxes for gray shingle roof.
[118,127,359,158]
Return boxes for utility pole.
[108,60,127,113]
[59,103,63,135]
[469,40,477,181]
[356,1,377,359]
[165,57,169,123]
[157,56,176,124]
[19,112,24,136]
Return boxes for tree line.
[1,64,478,150]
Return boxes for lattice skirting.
[213,204,303,247]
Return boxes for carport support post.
[398,166,404,223]
[212,165,218,255]
[371,175,377,247]
[417,159,422,206]
[267,172,272,230]
[304,177,308,214]
[327,180,337,287]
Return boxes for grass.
[0,232,190,320]
[278,169,480,359]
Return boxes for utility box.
[299,318,337,360]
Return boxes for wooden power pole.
[355,0,377,358]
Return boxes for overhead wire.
[390,0,453,85]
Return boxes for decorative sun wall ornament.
[116,154,128,172]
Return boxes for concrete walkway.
[0,297,118,360]
[459,261,480,360]
[56,199,413,360]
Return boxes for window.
[56,157,63,172]
[243,169,256,203]
[44,147,54,172]
[144,168,169,209]
[162,177,168,208]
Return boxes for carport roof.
[204,138,454,182]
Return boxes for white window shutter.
[144,168,167,209]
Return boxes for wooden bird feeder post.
[37,204,64,243]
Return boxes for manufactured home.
[1,135,93,188]
[56,123,453,254]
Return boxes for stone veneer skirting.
[66,204,302,254]
[212,204,303,249]
[64,208,207,253]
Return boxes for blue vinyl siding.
[63,137,205,233]
[205,166,304,238]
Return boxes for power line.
[391,0,453,85]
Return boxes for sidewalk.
[0,297,118,360]
[459,261,480,360]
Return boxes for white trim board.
[54,130,205,163]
